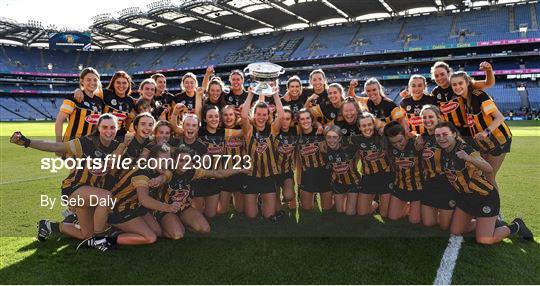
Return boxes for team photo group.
[9,60,535,252]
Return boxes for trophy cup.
[243,62,285,97]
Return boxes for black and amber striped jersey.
[281,96,306,119]
[102,89,135,137]
[297,129,326,171]
[441,141,494,195]
[225,90,247,109]
[244,124,278,178]
[175,137,208,156]
[359,97,405,124]
[153,169,207,211]
[223,127,245,169]
[465,90,512,152]
[173,92,196,113]
[389,137,424,191]
[156,91,177,122]
[421,133,444,180]
[273,128,298,174]
[302,87,327,106]
[432,85,468,130]
[325,144,361,186]
[61,136,120,192]
[111,168,165,213]
[125,137,151,161]
[335,119,360,137]
[311,101,341,125]
[198,128,227,170]
[400,95,438,135]
[351,134,390,175]
[60,92,104,141]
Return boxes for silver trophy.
[243,62,285,97]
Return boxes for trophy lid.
[244,62,284,76]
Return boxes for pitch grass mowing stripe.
[433,234,464,285]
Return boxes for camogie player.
[418,105,456,230]
[225,69,247,116]
[280,75,306,119]
[353,78,408,132]
[306,83,346,125]
[450,71,512,191]
[108,144,174,245]
[272,107,298,212]
[352,112,393,216]
[151,73,176,122]
[203,77,226,110]
[217,105,246,215]
[240,87,284,219]
[323,125,362,215]
[400,75,438,135]
[384,121,424,224]
[11,114,123,251]
[174,72,198,113]
[296,109,333,212]
[434,122,533,244]
[55,67,103,143]
[335,97,362,137]
[301,69,328,105]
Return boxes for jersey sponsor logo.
[88,167,108,176]
[332,163,350,174]
[445,170,458,182]
[409,116,423,126]
[365,151,384,161]
[255,143,268,154]
[85,113,101,124]
[422,149,435,159]
[112,112,128,120]
[207,145,223,155]
[440,102,459,114]
[467,115,475,126]
[278,144,295,154]
[395,159,414,169]
[300,145,319,156]
[225,139,243,148]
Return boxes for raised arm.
[348,79,358,97]
[194,87,204,120]
[472,61,495,90]
[10,131,67,153]
[241,87,255,136]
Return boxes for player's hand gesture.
[456,150,472,161]
[167,202,181,213]
[10,131,27,146]
[479,61,493,72]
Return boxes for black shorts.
[457,189,500,217]
[483,138,512,156]
[108,207,148,225]
[154,205,192,222]
[360,172,394,195]
[331,183,361,194]
[274,172,294,187]
[299,168,331,193]
[221,174,246,193]
[421,175,457,210]
[242,175,276,195]
[192,179,222,197]
[392,188,423,202]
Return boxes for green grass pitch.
[0,121,538,284]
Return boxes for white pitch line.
[433,234,464,285]
[0,174,64,185]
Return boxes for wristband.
[19,133,31,148]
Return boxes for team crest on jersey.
[422,149,434,159]
[360,143,367,148]
[300,144,319,156]
[256,143,268,154]
[406,105,411,111]
[467,115,475,126]
[330,112,336,119]
[440,102,459,114]
[395,159,414,169]
[111,99,117,106]
[85,113,100,124]
[409,116,423,126]
[84,101,90,107]
[341,129,348,135]
[171,190,190,204]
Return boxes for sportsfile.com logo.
[40,154,252,173]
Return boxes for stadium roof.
[0,0,529,48]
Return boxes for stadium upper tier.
[0,3,539,75]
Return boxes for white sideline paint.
[433,234,464,285]
[0,175,63,185]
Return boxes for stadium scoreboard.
[48,32,91,50]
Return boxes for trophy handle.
[278,67,285,75]
[243,66,251,76]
